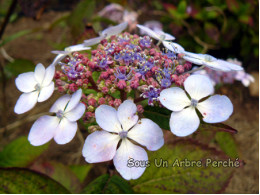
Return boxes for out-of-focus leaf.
[143,106,171,130]
[0,168,69,193]
[0,136,49,167]
[215,132,239,158]
[130,140,236,193]
[204,22,220,42]
[30,161,81,193]
[0,29,31,47]
[4,59,35,77]
[67,0,96,37]
[69,164,92,183]
[82,174,134,194]
[177,1,187,15]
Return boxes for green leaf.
[82,174,134,194]
[0,29,31,47]
[177,1,187,14]
[69,164,92,183]
[30,162,81,193]
[4,59,35,77]
[0,168,69,193]
[143,106,171,130]
[67,0,96,37]
[130,140,235,193]
[0,136,49,167]
[215,132,239,158]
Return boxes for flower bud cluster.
[54,32,192,122]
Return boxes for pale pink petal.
[14,91,39,114]
[51,54,66,66]
[51,51,68,55]
[84,36,103,46]
[117,100,138,131]
[159,87,190,112]
[28,115,59,146]
[113,139,148,180]
[137,24,160,40]
[42,65,55,87]
[163,41,185,53]
[38,82,54,102]
[53,118,77,144]
[65,89,82,112]
[128,119,164,151]
[197,95,233,123]
[170,107,200,137]
[34,63,45,84]
[184,75,214,100]
[15,72,37,93]
[101,22,128,37]
[65,103,85,122]
[66,44,91,52]
[163,32,175,41]
[204,61,231,72]
[95,105,122,133]
[183,56,204,65]
[217,60,244,71]
[82,131,120,163]
[49,95,70,113]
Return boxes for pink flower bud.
[69,83,78,92]
[88,61,96,69]
[88,98,96,106]
[117,80,126,89]
[176,65,185,74]
[184,62,192,70]
[114,99,122,107]
[101,87,109,93]
[100,71,110,79]
[85,71,92,78]
[137,105,144,113]
[108,100,114,106]
[76,79,83,86]
[171,74,178,82]
[130,79,139,89]
[58,86,65,93]
[98,97,106,105]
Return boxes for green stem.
[0,0,18,40]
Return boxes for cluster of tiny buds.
[54,32,193,125]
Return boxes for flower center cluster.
[56,110,64,119]
[204,55,216,62]
[34,84,41,91]
[190,99,198,107]
[119,130,128,139]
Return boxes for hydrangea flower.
[28,89,85,146]
[137,24,175,43]
[51,44,91,66]
[14,63,55,114]
[82,100,164,180]
[183,51,243,72]
[163,41,185,54]
[84,22,128,46]
[159,75,233,137]
[235,70,255,87]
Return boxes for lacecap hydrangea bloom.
[82,100,164,180]
[28,89,85,146]
[159,75,233,136]
[14,21,243,181]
